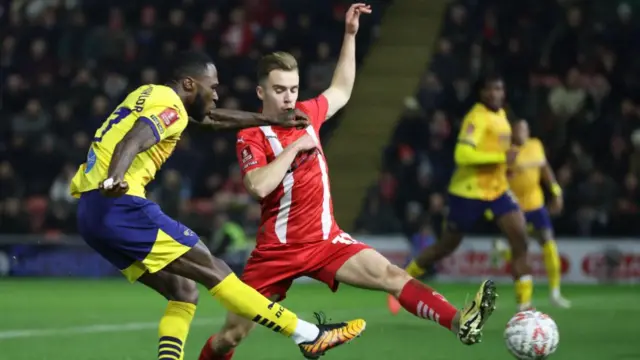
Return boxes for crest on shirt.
[241,146,253,163]
[466,123,475,134]
[159,108,179,126]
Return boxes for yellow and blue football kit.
[509,138,552,231]
[446,103,518,232]
[505,138,563,297]
[71,84,195,282]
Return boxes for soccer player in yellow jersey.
[492,119,571,308]
[70,51,365,360]
[389,75,533,313]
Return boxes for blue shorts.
[447,191,519,232]
[524,207,552,232]
[77,191,200,282]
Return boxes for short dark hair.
[169,51,214,82]
[474,73,503,94]
[257,52,298,82]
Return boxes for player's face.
[512,120,530,145]
[257,70,299,114]
[483,80,505,109]
[186,63,219,121]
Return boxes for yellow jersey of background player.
[498,119,570,308]
[509,119,563,231]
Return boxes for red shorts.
[241,233,370,300]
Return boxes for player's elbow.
[454,144,474,165]
[243,174,269,200]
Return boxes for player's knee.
[165,277,199,305]
[383,263,412,294]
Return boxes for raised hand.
[345,3,372,35]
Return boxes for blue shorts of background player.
[77,190,200,282]
[447,191,520,232]
[523,207,552,233]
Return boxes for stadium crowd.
[0,0,385,237]
[357,0,640,237]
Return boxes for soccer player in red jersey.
[199,4,497,360]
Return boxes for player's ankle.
[291,319,320,344]
[550,287,561,298]
[450,312,461,333]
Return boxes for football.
[504,310,559,359]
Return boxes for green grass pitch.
[1,280,638,359]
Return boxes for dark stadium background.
[1,1,639,360]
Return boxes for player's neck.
[479,101,501,113]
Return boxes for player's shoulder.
[463,103,486,121]
[296,95,328,116]
[237,126,265,143]
[126,84,181,108]
[526,138,544,149]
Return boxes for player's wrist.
[550,183,562,197]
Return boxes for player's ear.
[183,78,196,92]
[256,85,264,100]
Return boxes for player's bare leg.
[535,229,570,308]
[139,271,199,360]
[495,211,535,311]
[337,248,497,345]
[169,241,364,360]
[387,228,464,314]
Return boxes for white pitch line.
[0,318,223,340]
[0,308,383,341]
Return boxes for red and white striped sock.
[397,279,458,330]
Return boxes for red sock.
[397,279,458,329]
[198,335,235,360]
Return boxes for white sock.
[551,287,561,298]
[291,319,320,344]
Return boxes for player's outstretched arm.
[107,120,158,182]
[321,3,371,120]
[454,142,508,166]
[244,134,316,199]
[193,109,308,130]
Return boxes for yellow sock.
[405,260,426,278]
[514,275,533,307]
[158,301,196,360]
[542,240,561,293]
[210,273,298,336]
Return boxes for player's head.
[256,52,299,114]
[512,118,530,145]
[477,74,504,111]
[169,50,219,121]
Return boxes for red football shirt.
[235,95,342,245]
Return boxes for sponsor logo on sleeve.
[159,108,179,127]
[149,115,165,134]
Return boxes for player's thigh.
[493,193,528,254]
[240,250,296,301]
[164,240,234,288]
[137,270,199,304]
[334,247,410,295]
[445,194,485,233]
[525,208,555,246]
